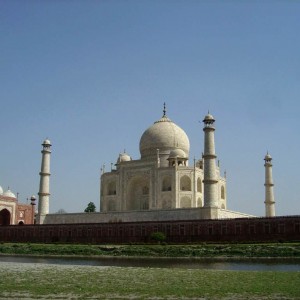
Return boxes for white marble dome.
[265,153,272,160]
[139,114,190,160]
[169,148,187,159]
[43,139,51,146]
[203,113,215,122]
[3,189,16,198]
[117,152,132,163]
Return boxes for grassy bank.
[0,262,299,299]
[1,242,300,258]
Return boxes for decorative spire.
[155,102,171,123]
[163,102,166,117]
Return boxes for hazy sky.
[1,0,300,216]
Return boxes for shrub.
[150,232,166,243]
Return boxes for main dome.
[139,112,190,160]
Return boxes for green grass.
[1,243,300,299]
[1,242,300,258]
[0,264,299,299]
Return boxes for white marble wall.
[44,207,253,224]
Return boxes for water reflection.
[0,255,299,271]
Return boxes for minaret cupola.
[203,113,215,126]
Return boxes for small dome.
[265,153,272,160]
[203,113,215,122]
[43,139,51,145]
[168,149,187,159]
[3,189,16,198]
[117,152,132,163]
[0,185,3,195]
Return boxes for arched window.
[162,176,172,191]
[108,200,116,211]
[107,181,117,195]
[180,175,191,191]
[142,186,149,195]
[197,177,202,193]
[221,186,225,199]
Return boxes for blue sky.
[1,0,300,216]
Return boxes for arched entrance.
[127,176,150,210]
[0,209,11,225]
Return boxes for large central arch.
[127,176,150,210]
[0,209,11,225]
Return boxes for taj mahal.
[1,105,276,225]
[100,105,227,213]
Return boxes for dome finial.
[163,102,166,117]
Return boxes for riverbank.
[1,242,300,258]
[0,261,300,299]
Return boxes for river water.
[1,255,300,271]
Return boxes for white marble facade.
[100,107,227,215]
[43,107,256,225]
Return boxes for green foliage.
[84,202,96,213]
[1,243,300,258]
[150,231,166,243]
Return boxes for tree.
[84,202,96,213]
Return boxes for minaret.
[37,139,52,224]
[264,153,275,217]
[203,113,219,207]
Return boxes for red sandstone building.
[0,188,35,225]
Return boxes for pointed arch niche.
[0,209,11,225]
[127,176,150,210]
[107,181,117,195]
[197,177,202,193]
[197,197,203,207]
[162,176,172,192]
[180,196,191,208]
[180,175,191,191]
[221,186,225,199]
